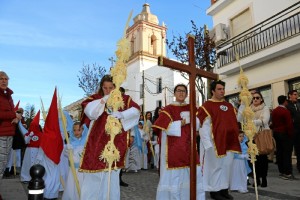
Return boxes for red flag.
[14,100,20,111]
[40,88,63,164]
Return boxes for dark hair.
[210,80,225,95]
[153,106,161,121]
[277,95,287,105]
[251,91,264,104]
[119,87,125,94]
[145,111,153,122]
[97,75,114,96]
[73,121,81,127]
[174,84,188,94]
[288,89,297,96]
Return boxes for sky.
[0,0,213,111]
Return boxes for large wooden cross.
[158,35,218,200]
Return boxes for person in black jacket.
[287,90,300,173]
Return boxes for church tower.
[126,3,167,70]
[124,3,190,114]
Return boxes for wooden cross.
[158,35,218,200]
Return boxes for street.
[1,162,299,199]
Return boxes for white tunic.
[59,144,69,191]
[62,146,84,200]
[126,129,141,172]
[199,117,234,192]
[6,148,21,168]
[140,128,149,170]
[35,148,60,199]
[20,147,39,182]
[157,120,205,200]
[229,155,248,193]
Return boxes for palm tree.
[24,104,36,128]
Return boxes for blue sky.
[0,0,212,111]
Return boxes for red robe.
[197,100,241,156]
[153,103,200,169]
[79,94,139,172]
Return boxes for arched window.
[151,34,157,55]
[131,36,135,55]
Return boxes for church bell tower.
[126,3,167,69]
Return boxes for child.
[20,111,42,182]
[62,121,88,200]
[126,122,143,172]
[230,131,252,193]
[138,121,149,170]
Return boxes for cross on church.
[158,35,218,200]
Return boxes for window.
[230,8,252,37]
[226,94,240,109]
[259,86,272,109]
[157,78,162,93]
[156,100,162,108]
[131,37,134,55]
[151,35,157,55]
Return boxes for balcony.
[216,2,300,75]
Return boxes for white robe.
[6,148,21,168]
[80,97,140,200]
[151,135,160,169]
[35,148,60,199]
[126,130,140,172]
[229,155,248,193]
[59,144,69,191]
[140,129,149,169]
[62,146,84,200]
[20,147,39,182]
[157,120,205,200]
[199,117,234,192]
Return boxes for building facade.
[208,0,300,108]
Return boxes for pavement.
[1,162,300,200]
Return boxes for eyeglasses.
[175,90,186,93]
[253,97,261,100]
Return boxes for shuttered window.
[231,8,252,37]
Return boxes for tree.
[166,20,216,102]
[78,63,107,96]
[24,104,36,128]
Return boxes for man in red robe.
[153,84,204,200]
[197,80,241,200]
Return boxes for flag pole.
[58,94,81,197]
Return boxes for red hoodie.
[0,88,16,136]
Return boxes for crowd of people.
[1,70,299,200]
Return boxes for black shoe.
[120,180,129,187]
[210,191,228,200]
[261,177,267,187]
[220,189,234,200]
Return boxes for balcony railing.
[216,2,300,68]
